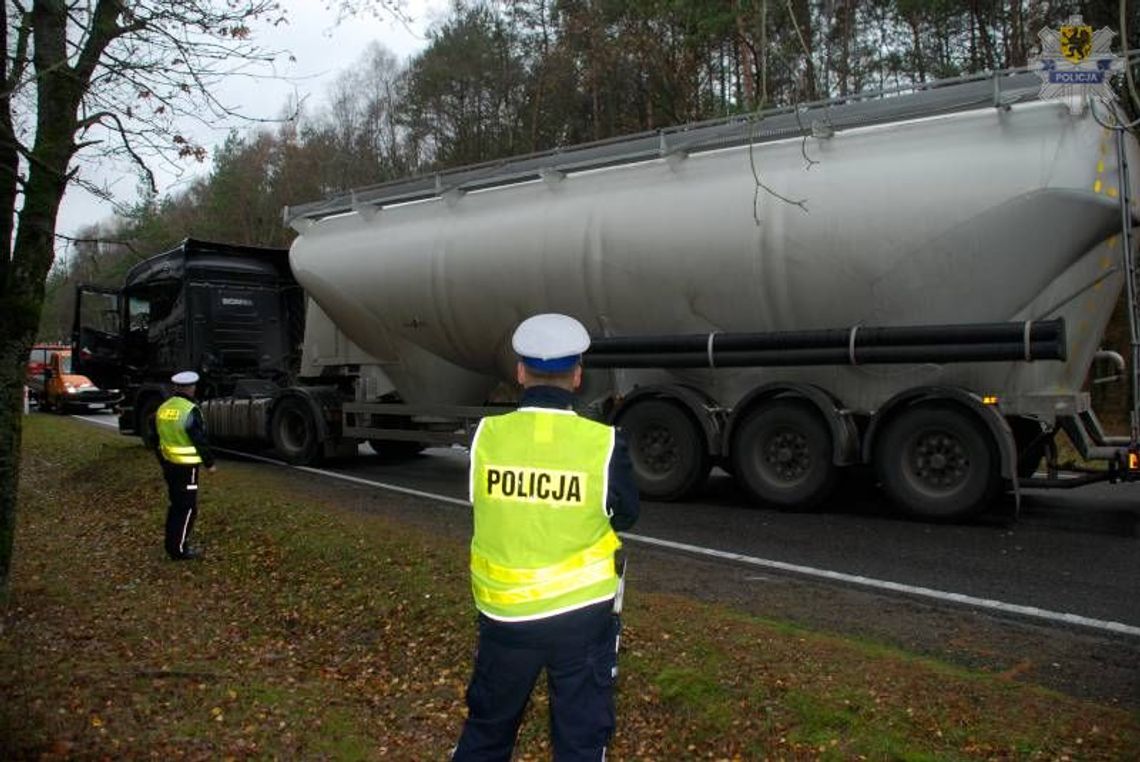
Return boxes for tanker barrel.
[586,319,1065,356]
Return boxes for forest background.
[35,0,1140,420]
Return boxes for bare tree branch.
[53,230,139,254]
[87,110,158,192]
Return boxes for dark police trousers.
[162,462,199,559]
[453,601,620,762]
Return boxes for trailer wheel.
[730,399,837,509]
[271,397,322,465]
[617,399,710,501]
[875,403,999,521]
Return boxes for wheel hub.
[912,433,968,489]
[639,426,678,474]
[281,411,307,450]
[763,431,809,482]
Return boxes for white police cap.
[171,371,199,385]
[512,314,590,372]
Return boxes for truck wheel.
[271,397,323,465]
[730,399,837,509]
[136,395,163,449]
[368,440,425,460]
[874,403,999,521]
[617,399,710,501]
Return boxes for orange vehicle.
[25,344,119,413]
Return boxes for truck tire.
[874,403,1000,521]
[730,399,837,510]
[136,394,164,450]
[616,399,710,501]
[271,397,323,465]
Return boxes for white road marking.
[77,415,117,428]
[219,447,471,507]
[72,414,1140,637]
[621,533,1140,637]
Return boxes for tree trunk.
[0,0,86,595]
[0,161,69,593]
[970,0,997,71]
[905,12,926,83]
[0,333,33,599]
[839,0,852,97]
[760,0,768,106]
[735,0,753,110]
[0,2,19,265]
[792,0,817,102]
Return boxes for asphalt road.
[72,413,1139,631]
[255,440,1140,634]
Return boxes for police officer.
[154,371,215,560]
[453,314,640,762]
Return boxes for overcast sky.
[57,0,446,251]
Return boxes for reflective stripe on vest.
[156,396,202,465]
[469,408,619,621]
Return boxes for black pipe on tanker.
[582,319,1067,369]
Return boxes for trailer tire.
[617,399,710,501]
[730,399,837,510]
[875,403,999,521]
[271,397,322,465]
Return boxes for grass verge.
[2,416,1137,759]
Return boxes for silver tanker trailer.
[75,70,1140,521]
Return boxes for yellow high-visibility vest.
[469,407,620,621]
[156,396,202,465]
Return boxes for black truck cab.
[73,238,304,437]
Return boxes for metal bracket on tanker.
[539,168,565,186]
[351,190,380,222]
[658,132,688,171]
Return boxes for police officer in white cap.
[453,314,639,761]
[153,371,215,560]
